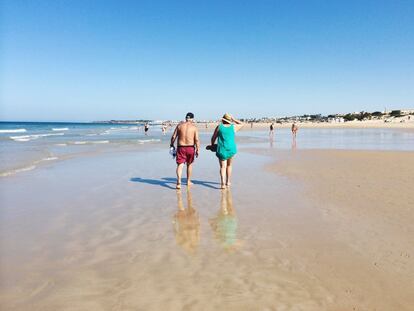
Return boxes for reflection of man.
[173,189,200,254]
[209,190,240,251]
[170,112,200,189]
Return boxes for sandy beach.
[1,130,413,310]
[199,119,414,132]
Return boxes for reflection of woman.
[209,190,239,251]
[210,113,244,189]
[173,189,200,254]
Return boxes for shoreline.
[197,120,414,131]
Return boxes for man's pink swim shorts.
[176,146,195,164]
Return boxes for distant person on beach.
[144,123,150,135]
[210,113,244,189]
[291,122,298,138]
[170,112,200,189]
[162,124,167,135]
[269,122,274,138]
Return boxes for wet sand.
[264,148,414,310]
[1,146,413,310]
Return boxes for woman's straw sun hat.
[222,113,232,123]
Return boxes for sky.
[1,0,413,121]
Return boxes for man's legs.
[176,163,184,189]
[226,157,233,186]
[219,159,227,189]
[186,163,193,186]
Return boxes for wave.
[0,165,37,177]
[52,127,69,131]
[73,140,109,145]
[41,157,58,161]
[0,156,59,177]
[138,139,161,144]
[37,133,65,137]
[0,128,27,133]
[10,133,64,142]
[10,135,33,142]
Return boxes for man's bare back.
[176,121,198,146]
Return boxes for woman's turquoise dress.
[216,123,237,160]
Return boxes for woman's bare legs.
[226,157,233,186]
[219,159,227,189]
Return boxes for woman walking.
[210,113,244,189]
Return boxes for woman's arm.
[211,126,219,145]
[231,116,244,132]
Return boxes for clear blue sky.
[1,0,413,121]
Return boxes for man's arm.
[211,126,219,145]
[194,128,200,157]
[170,125,178,147]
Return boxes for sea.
[1,121,413,177]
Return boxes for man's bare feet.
[176,184,181,190]
[187,181,194,186]
[220,184,226,190]
[226,182,231,187]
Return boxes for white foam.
[41,157,58,161]
[74,141,87,145]
[55,143,67,146]
[10,135,36,142]
[10,132,64,142]
[137,139,161,143]
[52,127,69,131]
[37,133,65,137]
[0,165,36,177]
[0,128,26,133]
[92,140,109,144]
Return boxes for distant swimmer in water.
[170,112,200,190]
[144,123,150,135]
[291,122,298,138]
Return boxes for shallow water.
[239,127,414,151]
[2,121,413,177]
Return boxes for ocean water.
[0,121,167,176]
[1,122,413,177]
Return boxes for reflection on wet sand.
[173,189,200,254]
[291,136,297,150]
[209,189,241,251]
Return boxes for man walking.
[170,112,200,189]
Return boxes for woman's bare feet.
[220,184,226,190]
[176,183,181,190]
[226,182,231,187]
[187,181,194,186]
